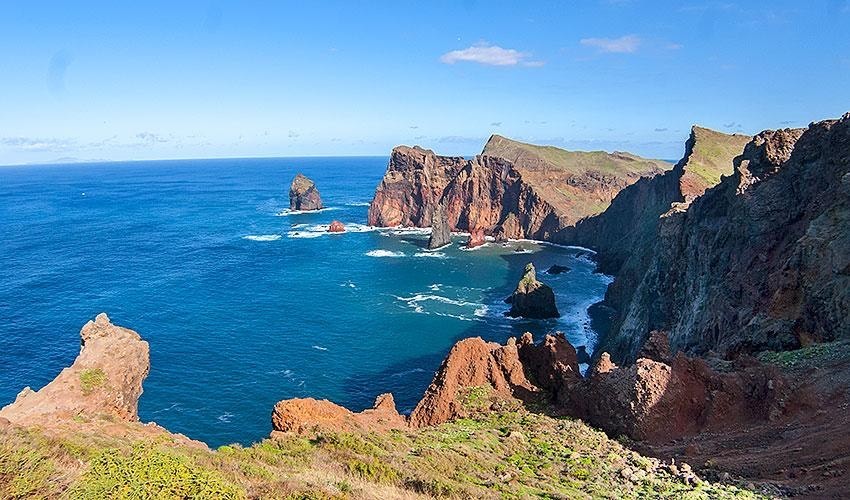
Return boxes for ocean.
[0,157,612,447]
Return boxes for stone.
[289,173,323,211]
[427,203,451,249]
[505,263,560,319]
[327,220,345,233]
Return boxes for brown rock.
[465,228,486,249]
[271,393,405,435]
[327,220,345,233]
[517,332,581,404]
[638,331,672,363]
[368,137,669,240]
[0,313,149,425]
[408,337,537,428]
[289,173,323,211]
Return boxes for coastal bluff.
[367,136,670,240]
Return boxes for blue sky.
[1,1,848,165]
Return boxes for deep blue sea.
[0,157,611,447]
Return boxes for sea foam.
[366,249,405,258]
[242,234,281,242]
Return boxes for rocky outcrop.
[289,173,323,211]
[427,203,451,249]
[465,228,486,249]
[408,337,537,427]
[327,220,345,233]
[271,393,405,435]
[545,264,570,275]
[573,332,792,442]
[0,313,149,425]
[368,137,669,240]
[505,263,560,319]
[599,114,850,363]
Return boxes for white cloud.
[580,35,641,53]
[440,43,542,67]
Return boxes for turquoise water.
[0,157,611,447]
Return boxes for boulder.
[545,264,570,275]
[505,263,560,319]
[327,220,345,233]
[427,203,451,249]
[465,228,486,249]
[289,173,323,211]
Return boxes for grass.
[0,407,767,499]
[79,368,107,395]
[757,340,850,370]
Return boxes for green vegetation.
[758,340,850,370]
[70,444,244,499]
[79,368,107,395]
[685,127,751,189]
[0,408,765,499]
[483,134,671,177]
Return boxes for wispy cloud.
[490,122,502,127]
[136,132,169,144]
[580,35,641,53]
[0,137,75,152]
[440,43,543,67]
[654,128,668,132]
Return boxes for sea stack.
[505,263,560,319]
[289,173,323,211]
[327,220,345,233]
[465,228,486,249]
[427,203,451,249]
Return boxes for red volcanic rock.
[465,228,486,249]
[0,313,149,425]
[408,337,537,428]
[575,351,790,442]
[517,332,580,403]
[271,393,405,435]
[327,220,345,233]
[368,137,668,241]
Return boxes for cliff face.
[559,126,751,275]
[367,137,670,240]
[601,115,850,363]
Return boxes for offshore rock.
[427,203,451,249]
[327,220,345,233]
[505,263,560,319]
[289,173,323,211]
[465,228,486,249]
[0,313,149,425]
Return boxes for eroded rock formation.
[368,137,669,240]
[327,220,345,233]
[427,203,451,249]
[289,173,323,211]
[0,313,149,425]
[505,263,560,319]
[271,393,405,435]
